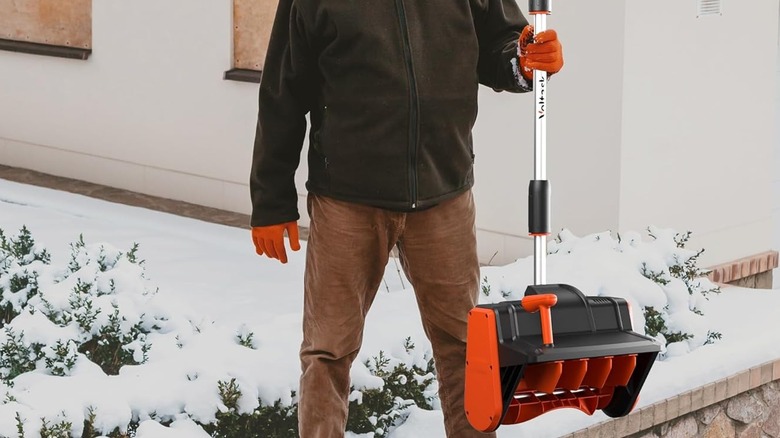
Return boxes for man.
[250,0,563,435]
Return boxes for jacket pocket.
[308,106,330,190]
[312,105,329,155]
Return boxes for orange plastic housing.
[504,354,637,424]
[465,307,639,432]
[464,308,504,432]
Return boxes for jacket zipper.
[394,0,420,209]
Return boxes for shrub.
[0,327,42,381]
[0,227,158,380]
[201,379,299,438]
[39,418,73,438]
[0,227,438,437]
[347,339,436,437]
[479,226,721,358]
[200,339,436,438]
[0,227,51,325]
[37,236,156,375]
[639,227,722,351]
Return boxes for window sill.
[0,38,91,60]
[224,68,262,84]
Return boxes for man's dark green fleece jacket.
[250,0,532,227]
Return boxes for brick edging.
[707,250,779,284]
[561,359,780,437]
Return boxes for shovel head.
[464,284,660,432]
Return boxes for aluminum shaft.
[532,11,548,286]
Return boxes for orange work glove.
[251,221,301,264]
[518,25,564,81]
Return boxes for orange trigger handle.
[521,294,558,347]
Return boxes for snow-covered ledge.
[563,359,780,437]
[707,251,779,289]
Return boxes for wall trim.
[562,359,780,437]
[707,250,779,284]
[223,68,262,83]
[0,38,91,60]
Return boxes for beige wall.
[233,0,277,70]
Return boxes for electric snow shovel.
[463,1,660,432]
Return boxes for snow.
[0,178,779,438]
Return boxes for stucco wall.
[620,0,778,267]
[0,0,776,268]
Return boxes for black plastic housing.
[485,284,659,363]
[476,284,660,421]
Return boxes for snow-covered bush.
[346,338,436,437]
[480,226,721,359]
[0,226,439,437]
[633,229,720,339]
[0,227,51,325]
[0,328,41,380]
[15,410,133,438]
[0,227,180,436]
[198,338,436,438]
[38,418,73,438]
[0,230,160,382]
[200,379,298,438]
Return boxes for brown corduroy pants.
[298,190,495,438]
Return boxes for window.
[0,0,92,60]
[225,0,278,83]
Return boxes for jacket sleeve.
[249,0,315,227]
[473,0,532,92]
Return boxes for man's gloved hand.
[252,221,301,264]
[518,25,564,81]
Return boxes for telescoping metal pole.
[528,0,551,286]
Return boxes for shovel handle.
[529,1,552,286]
[531,2,549,182]
[528,0,552,285]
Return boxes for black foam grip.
[529,0,551,13]
[528,180,550,235]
